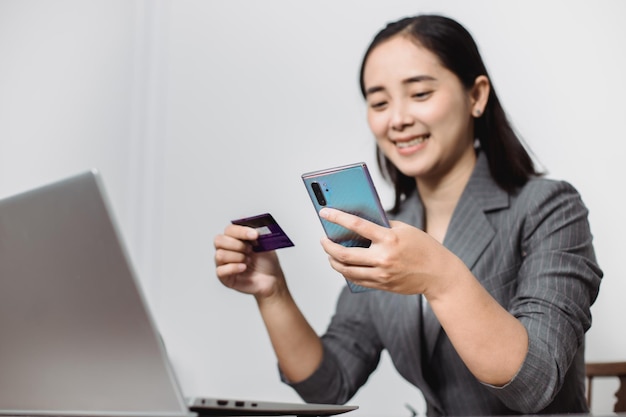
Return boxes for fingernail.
[319,208,329,218]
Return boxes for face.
[363,35,480,184]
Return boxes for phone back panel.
[302,163,389,292]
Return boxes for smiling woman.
[0,2,624,417]
[362,35,485,221]
[359,16,539,217]
[213,13,603,417]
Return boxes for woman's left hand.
[318,207,457,295]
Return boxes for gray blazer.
[285,153,603,416]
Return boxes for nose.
[389,102,414,131]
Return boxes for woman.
[213,14,602,416]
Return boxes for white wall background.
[1,1,625,416]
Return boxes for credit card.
[231,213,295,252]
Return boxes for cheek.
[367,111,387,139]
[423,96,469,133]
[419,98,452,124]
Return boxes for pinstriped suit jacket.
[286,153,603,416]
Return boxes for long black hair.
[359,15,541,213]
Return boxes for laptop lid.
[0,171,191,417]
[0,171,357,417]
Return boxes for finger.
[224,223,259,241]
[326,257,379,288]
[319,207,387,241]
[216,261,247,279]
[388,219,404,228]
[214,246,248,266]
[320,237,374,267]
[214,230,255,253]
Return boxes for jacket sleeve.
[280,287,384,404]
[481,180,602,412]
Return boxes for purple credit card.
[231,213,295,252]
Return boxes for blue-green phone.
[301,162,390,293]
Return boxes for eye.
[411,91,433,100]
[369,100,388,110]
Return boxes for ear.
[470,75,490,118]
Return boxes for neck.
[416,148,477,242]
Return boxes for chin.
[395,166,425,180]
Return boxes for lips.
[393,134,430,149]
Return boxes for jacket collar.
[393,151,509,270]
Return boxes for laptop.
[0,170,358,417]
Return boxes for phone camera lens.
[311,182,327,206]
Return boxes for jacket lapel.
[443,155,508,271]
[394,153,510,360]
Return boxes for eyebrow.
[365,75,436,96]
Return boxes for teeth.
[396,135,428,148]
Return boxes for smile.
[393,134,430,149]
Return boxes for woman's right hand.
[213,223,286,299]
[215,224,324,384]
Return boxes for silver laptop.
[0,170,357,417]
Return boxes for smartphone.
[301,162,390,293]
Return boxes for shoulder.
[480,176,592,246]
[507,177,594,249]
[512,177,587,214]
[518,176,580,195]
